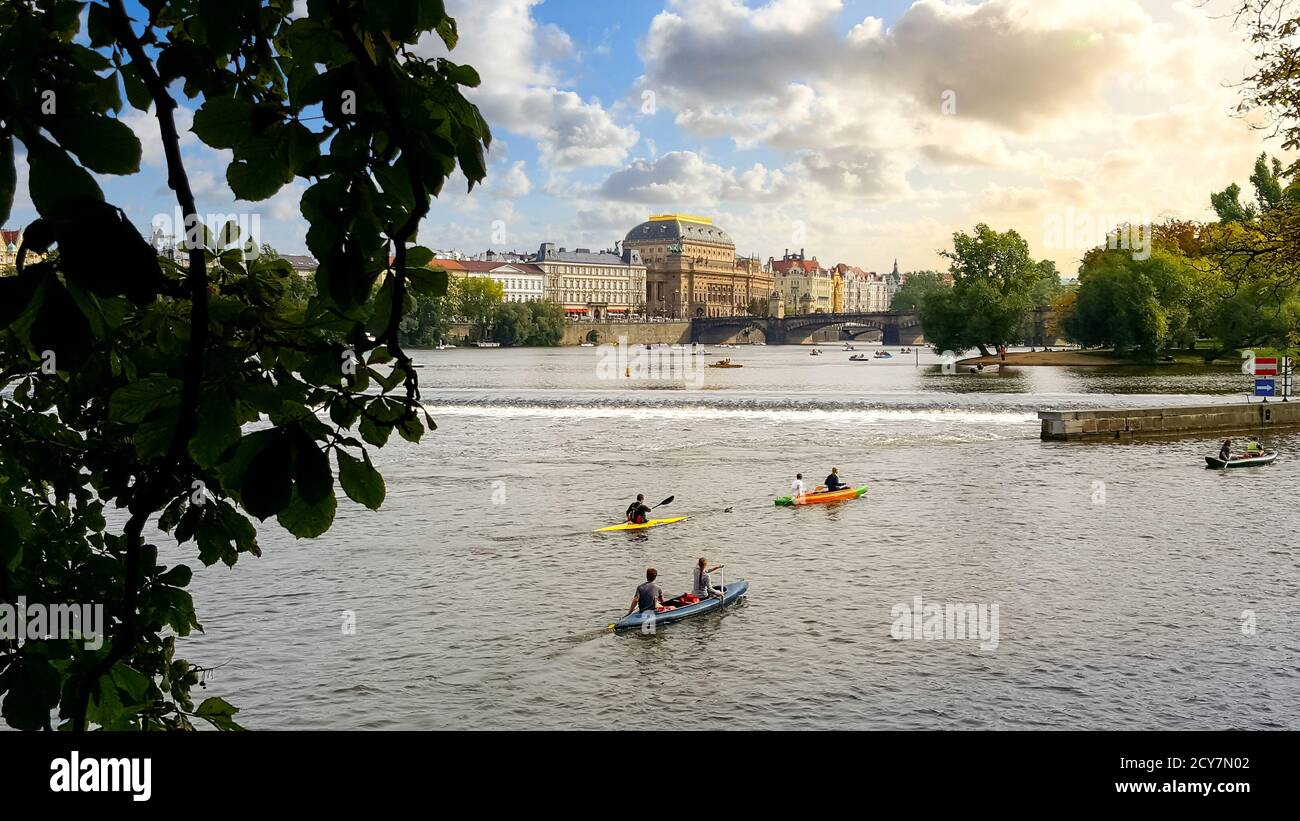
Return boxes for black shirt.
[626,502,651,523]
[825,473,845,490]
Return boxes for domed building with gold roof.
[622,214,771,319]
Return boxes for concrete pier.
[1039,401,1300,441]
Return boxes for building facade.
[532,244,645,319]
[770,249,832,314]
[623,214,772,319]
[0,229,21,268]
[439,259,546,304]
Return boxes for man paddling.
[625,494,653,524]
[628,568,673,615]
[823,467,847,492]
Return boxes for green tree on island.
[920,225,1048,356]
[0,0,489,730]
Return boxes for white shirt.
[791,478,805,497]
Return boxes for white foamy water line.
[424,403,1038,426]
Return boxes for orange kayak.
[774,486,868,506]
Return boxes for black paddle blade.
[657,496,674,507]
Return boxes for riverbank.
[958,350,1127,366]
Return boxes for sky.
[6,0,1288,276]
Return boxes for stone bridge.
[691,311,925,346]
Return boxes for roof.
[772,257,823,274]
[534,248,636,266]
[434,259,543,275]
[624,215,734,247]
[279,254,318,270]
[1,229,20,246]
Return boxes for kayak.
[610,581,749,632]
[774,485,868,507]
[593,516,688,533]
[1205,451,1278,469]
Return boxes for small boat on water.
[435,343,456,350]
[708,358,743,368]
[810,349,822,356]
[610,581,749,633]
[1205,450,1278,469]
[579,342,595,347]
[475,341,501,348]
[594,516,688,533]
[849,354,868,362]
[774,485,868,507]
[873,351,892,359]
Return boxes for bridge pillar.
[882,322,901,346]
[765,317,785,345]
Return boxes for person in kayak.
[628,568,673,615]
[1245,437,1263,454]
[791,473,806,501]
[1219,440,1232,462]
[823,467,847,492]
[625,494,652,524]
[693,557,724,599]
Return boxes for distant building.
[438,259,545,304]
[623,214,771,319]
[279,254,318,276]
[532,243,645,319]
[769,249,832,314]
[1,229,22,268]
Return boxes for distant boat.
[873,351,892,359]
[1205,450,1278,469]
[849,354,868,361]
[579,342,595,347]
[434,343,456,350]
[475,341,501,348]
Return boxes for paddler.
[1245,437,1263,454]
[693,557,724,600]
[625,494,652,524]
[791,473,806,501]
[1219,440,1232,462]
[628,568,673,615]
[823,467,847,492]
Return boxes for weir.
[1039,401,1300,441]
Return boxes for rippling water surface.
[174,346,1300,729]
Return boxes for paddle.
[650,495,674,510]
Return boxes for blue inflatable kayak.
[610,581,749,633]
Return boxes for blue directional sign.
[1255,378,1276,396]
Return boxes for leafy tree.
[1211,182,1257,224]
[525,300,564,346]
[745,296,769,317]
[0,0,489,730]
[452,276,503,342]
[921,225,1041,355]
[399,290,452,347]
[890,270,945,312]
[1063,247,1203,356]
[492,301,533,346]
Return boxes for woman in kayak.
[1219,440,1232,462]
[693,557,724,599]
[823,467,847,492]
[625,494,652,524]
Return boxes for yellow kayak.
[593,516,688,533]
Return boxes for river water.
[178,345,1300,729]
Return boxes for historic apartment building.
[532,243,646,319]
[770,249,833,314]
[438,259,546,304]
[622,214,771,319]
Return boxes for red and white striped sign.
[1255,357,1278,375]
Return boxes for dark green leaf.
[336,450,385,510]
